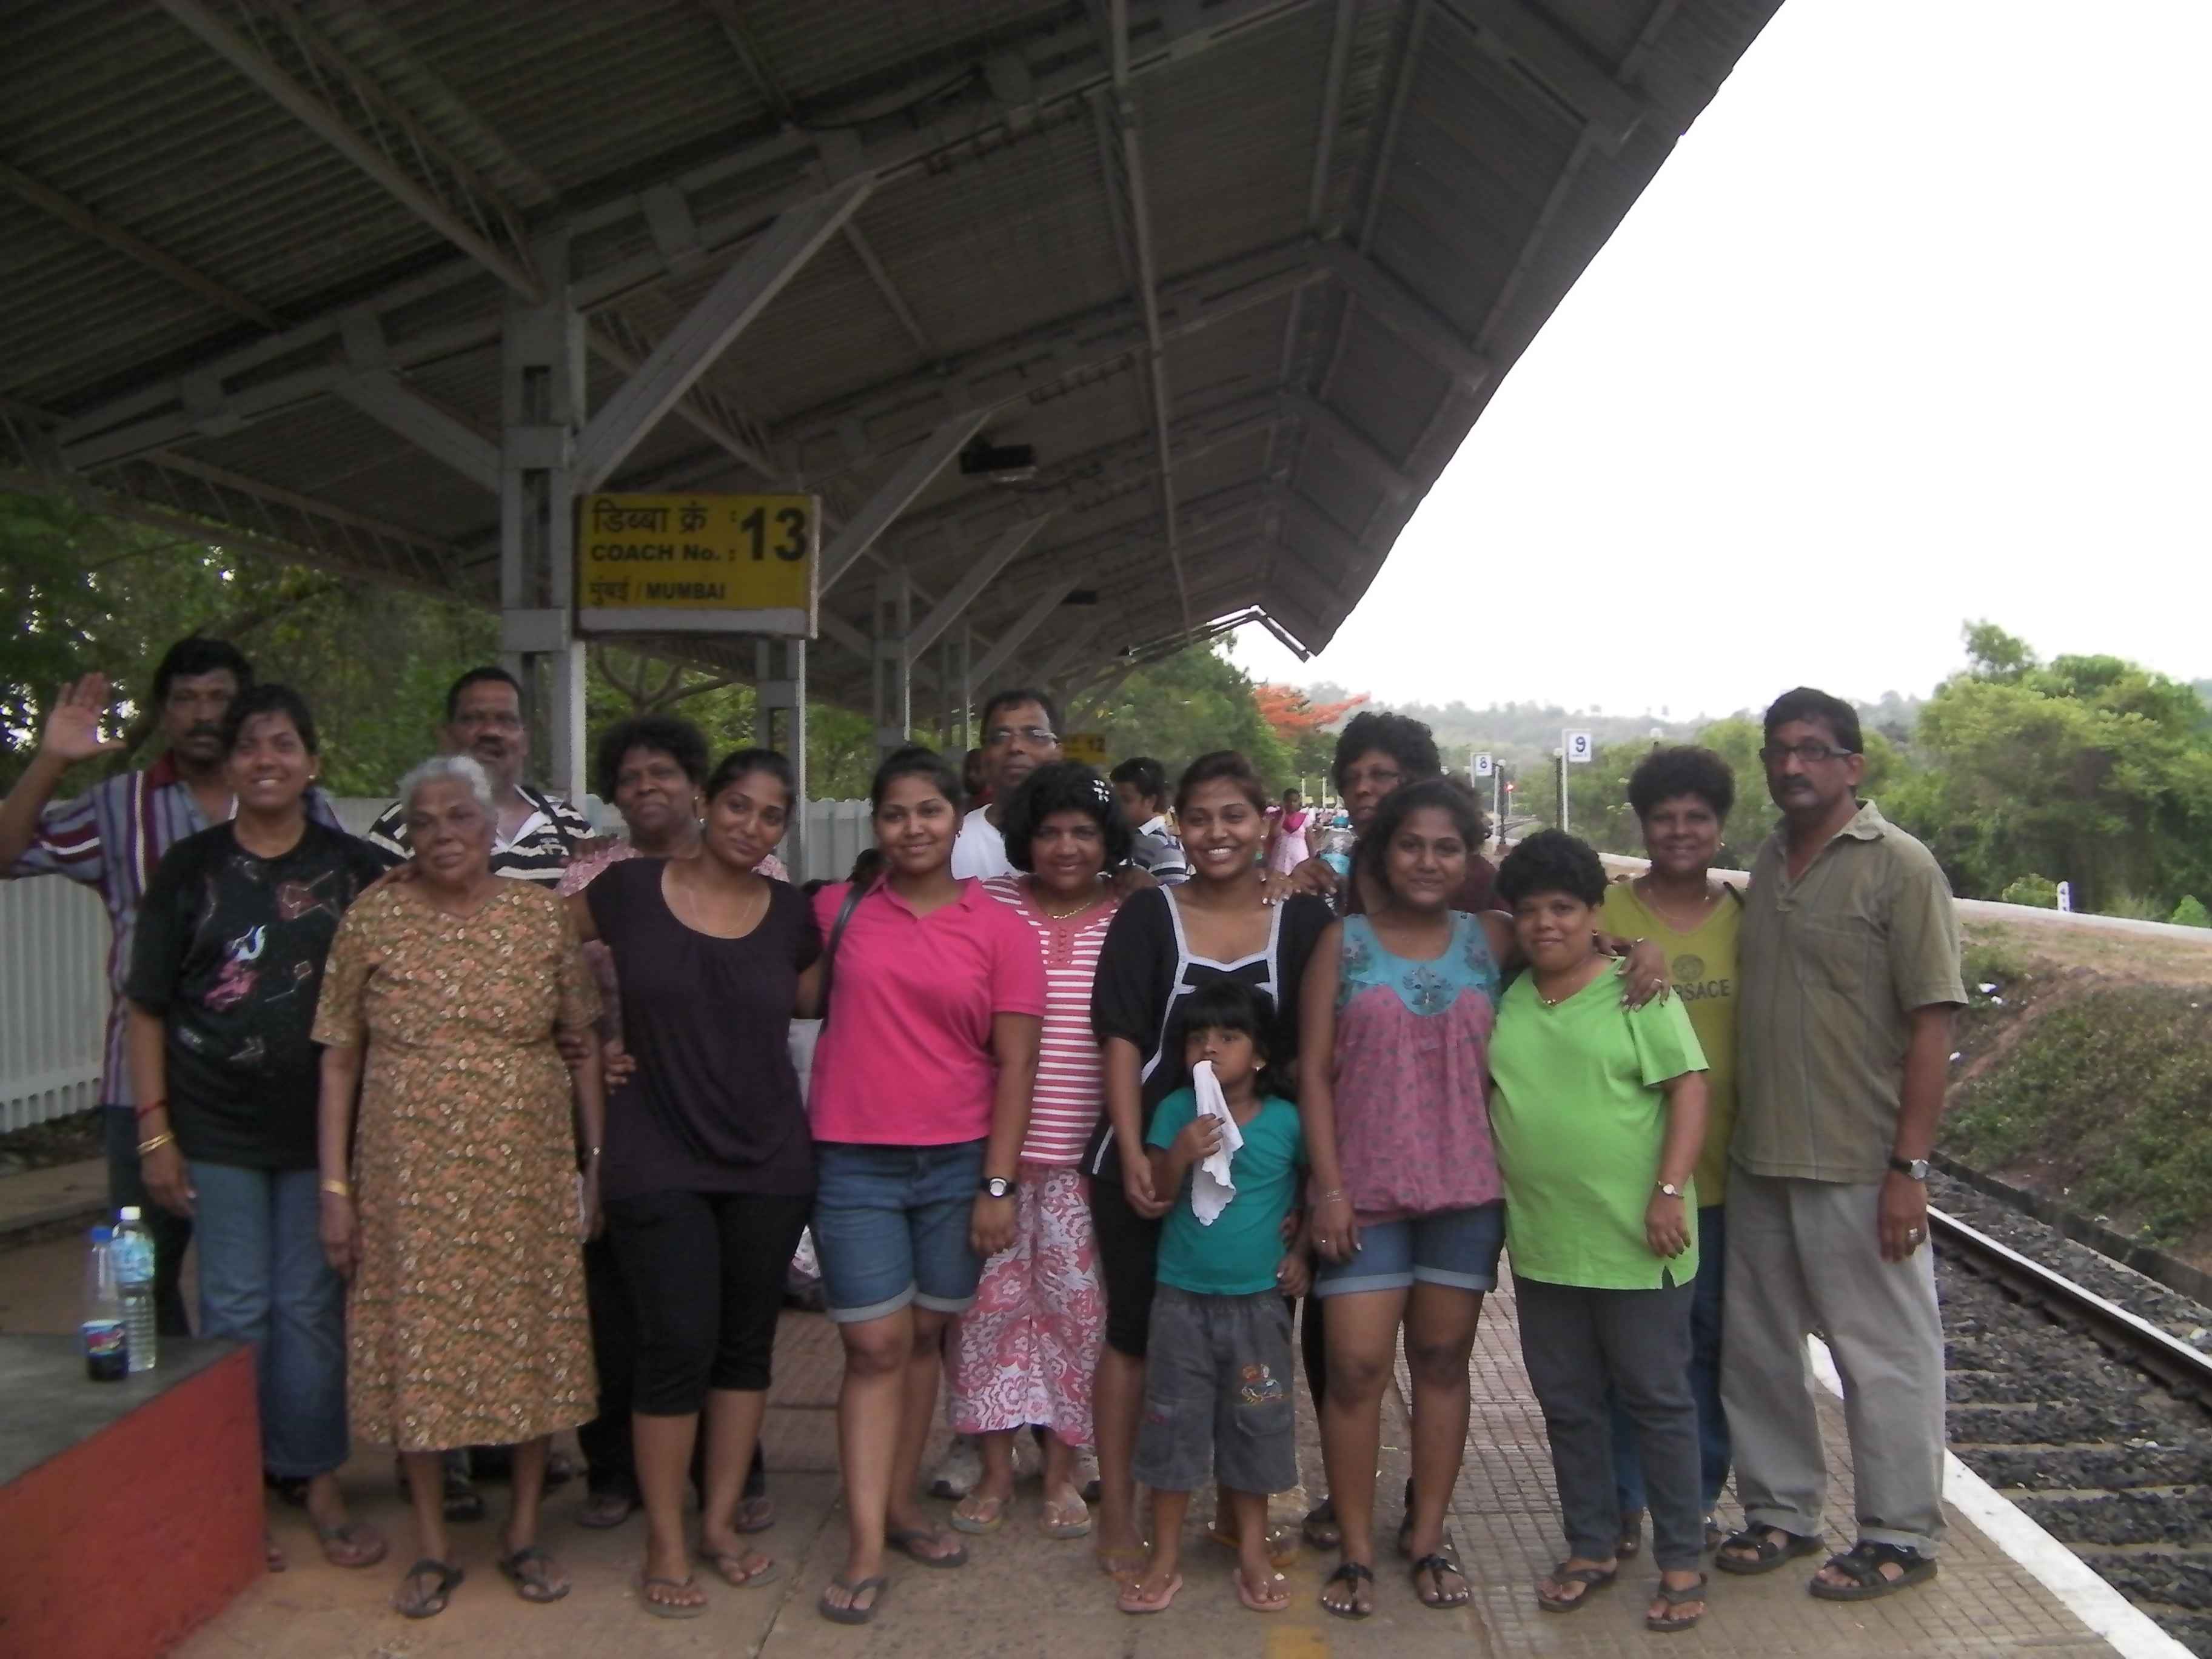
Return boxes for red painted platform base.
[0,1340,260,1659]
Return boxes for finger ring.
[1906,1228,1923,1241]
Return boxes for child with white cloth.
[1119,982,1310,1617]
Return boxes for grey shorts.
[1133,1285,1299,1496]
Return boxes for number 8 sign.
[1564,730,1594,764]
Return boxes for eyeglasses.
[1759,740,1857,766]
[452,710,524,732]
[984,725,1057,748]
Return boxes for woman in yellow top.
[1600,746,1740,1558]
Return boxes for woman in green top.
[1489,831,1712,1635]
[1600,746,1740,1556]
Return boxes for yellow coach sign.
[577,493,818,637]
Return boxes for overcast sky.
[1231,0,2211,720]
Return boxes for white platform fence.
[0,797,875,1133]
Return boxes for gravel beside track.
[1933,1172,2212,1652]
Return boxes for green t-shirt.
[1489,971,1708,1290]
[1148,1087,1304,1296]
[1601,880,1740,1204]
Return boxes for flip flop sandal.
[1535,1563,1618,1613]
[637,1574,708,1620]
[576,1490,637,1529]
[698,1545,779,1587]
[497,1545,569,1603]
[949,1492,1009,1534]
[1041,1493,1094,1538]
[1116,1571,1184,1614]
[1808,1540,1939,1601]
[1096,1544,1148,1583]
[1301,1495,1341,1549]
[1235,1566,1292,1612]
[732,1493,776,1533]
[394,1557,464,1619]
[1320,1560,1375,1620]
[315,1518,389,1569]
[1714,1525,1823,1576]
[818,1572,889,1625]
[1412,1550,1471,1609]
[1647,1574,1708,1632]
[1615,1510,1644,1558]
[887,1524,970,1567]
[1205,1522,1298,1569]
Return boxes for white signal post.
[1472,751,1497,835]
[1560,730,1593,836]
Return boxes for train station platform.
[129,1273,2165,1659]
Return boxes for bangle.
[134,1098,169,1121]
[320,1178,353,1199]
[136,1131,174,1156]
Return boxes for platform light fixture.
[959,435,1037,483]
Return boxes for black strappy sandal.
[1320,1560,1375,1619]
[1411,1548,1470,1608]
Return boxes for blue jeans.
[1612,1204,1730,1516]
[189,1162,349,1479]
[811,1140,986,1324]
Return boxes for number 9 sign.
[1564,730,1594,765]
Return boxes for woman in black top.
[1086,749,1332,1580]
[126,685,390,1572]
[567,748,822,1618]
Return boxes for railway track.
[1932,1185,2212,1654]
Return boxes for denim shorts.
[811,1140,987,1324]
[1133,1285,1299,1496]
[1312,1202,1506,1298]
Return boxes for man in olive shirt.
[1717,688,1963,1601]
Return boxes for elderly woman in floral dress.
[316,754,605,1620]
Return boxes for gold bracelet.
[320,1177,354,1199]
[136,1131,175,1157]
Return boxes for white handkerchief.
[1189,1059,1244,1226]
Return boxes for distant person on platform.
[1109,757,1188,885]
[364,668,591,882]
[0,637,343,1339]
[950,689,1064,880]
[1714,688,1962,1603]
[1292,712,1498,916]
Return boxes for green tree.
[1085,643,1296,789]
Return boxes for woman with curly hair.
[945,762,1128,1540]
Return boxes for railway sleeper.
[1953,1442,2211,1489]
[2011,1488,2212,1548]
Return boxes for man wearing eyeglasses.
[950,688,1064,880]
[1717,687,1962,1603]
[363,667,592,883]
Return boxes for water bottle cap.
[118,1206,142,1222]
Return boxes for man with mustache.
[1716,687,1962,1603]
[949,687,1064,881]
[0,636,342,1339]
[363,667,591,883]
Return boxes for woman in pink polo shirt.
[807,745,1046,1626]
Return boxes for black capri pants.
[1089,1176,1165,1359]
[605,1188,813,1415]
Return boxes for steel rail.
[1928,1207,2212,1405]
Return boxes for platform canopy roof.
[1,0,1779,707]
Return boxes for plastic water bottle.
[81,1227,129,1382]
[1317,825,1356,882]
[113,1207,158,1373]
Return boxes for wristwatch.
[980,1175,1014,1200]
[1888,1156,1930,1181]
[1654,1181,1683,1199]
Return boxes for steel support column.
[871,571,913,756]
[498,266,587,801]
[755,638,808,876]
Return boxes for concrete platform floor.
[0,1229,2133,1658]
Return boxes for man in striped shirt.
[363,666,591,882]
[0,637,341,1336]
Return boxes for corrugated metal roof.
[0,0,1781,706]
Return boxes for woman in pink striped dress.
[947,763,1124,1540]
